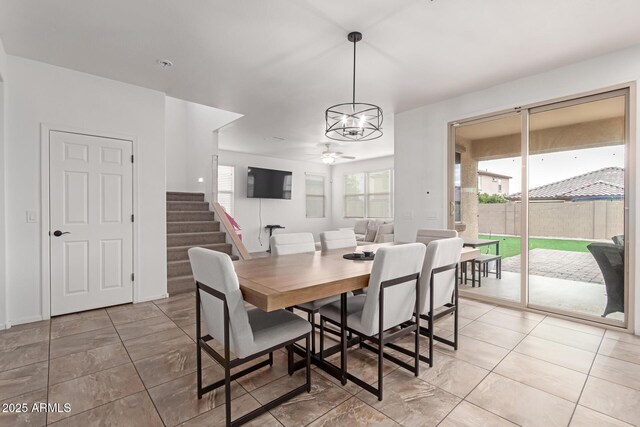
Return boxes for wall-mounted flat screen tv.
[247,167,292,199]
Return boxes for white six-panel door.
[50,131,133,316]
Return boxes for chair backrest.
[271,232,316,256]
[188,248,254,357]
[359,243,426,336]
[612,235,624,247]
[587,242,624,315]
[416,229,458,245]
[320,229,357,251]
[418,238,464,314]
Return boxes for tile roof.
[507,167,624,200]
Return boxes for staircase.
[166,192,237,295]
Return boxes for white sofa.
[341,218,394,245]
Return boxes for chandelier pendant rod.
[352,36,356,107]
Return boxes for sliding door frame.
[447,82,636,332]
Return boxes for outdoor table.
[462,237,500,256]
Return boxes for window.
[305,174,325,218]
[217,165,234,216]
[344,169,393,218]
[344,172,365,217]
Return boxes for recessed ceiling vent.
[157,59,174,68]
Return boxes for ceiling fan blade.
[340,155,356,160]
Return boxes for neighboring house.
[507,166,624,201]
[477,170,511,195]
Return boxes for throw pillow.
[374,223,394,243]
[364,223,378,242]
[353,219,369,235]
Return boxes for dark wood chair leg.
[287,345,294,376]
[378,328,384,401]
[306,334,311,392]
[308,311,316,355]
[454,266,459,350]
[319,317,325,361]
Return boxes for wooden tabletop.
[234,243,480,312]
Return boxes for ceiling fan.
[318,143,356,164]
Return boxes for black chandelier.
[325,31,383,142]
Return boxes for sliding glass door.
[527,92,627,325]
[453,113,523,304]
[450,89,629,327]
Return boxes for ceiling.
[2,0,640,163]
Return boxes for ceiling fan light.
[321,155,336,164]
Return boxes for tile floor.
[1,294,639,426]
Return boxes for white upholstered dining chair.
[319,243,426,401]
[270,232,316,256]
[270,231,347,354]
[319,229,357,251]
[189,247,312,426]
[415,228,458,245]
[387,237,463,367]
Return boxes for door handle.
[52,230,71,237]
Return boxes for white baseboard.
[9,315,45,327]
[135,293,169,303]
[0,322,8,330]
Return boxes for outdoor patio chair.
[587,242,624,317]
[612,235,624,247]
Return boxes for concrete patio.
[500,248,604,283]
[460,271,624,322]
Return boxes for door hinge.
[131,273,135,281]
[131,155,134,163]
[131,214,134,222]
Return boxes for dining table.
[232,242,480,384]
[234,242,480,312]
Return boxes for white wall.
[330,156,395,230]
[165,96,241,195]
[394,44,640,333]
[0,39,7,329]
[218,150,332,253]
[5,56,167,325]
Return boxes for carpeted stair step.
[167,201,209,211]
[167,221,220,234]
[167,231,226,247]
[168,260,193,278]
[165,191,240,296]
[166,192,205,202]
[168,275,196,295]
[167,211,216,222]
[167,243,233,261]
